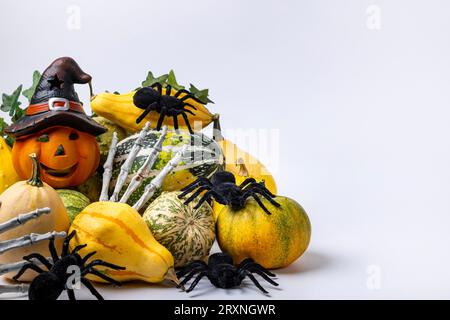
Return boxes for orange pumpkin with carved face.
[11,126,100,188]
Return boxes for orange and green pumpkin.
[216,196,311,269]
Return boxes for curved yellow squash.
[217,196,311,269]
[0,137,20,194]
[91,89,214,133]
[69,201,178,284]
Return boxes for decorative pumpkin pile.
[0,57,311,300]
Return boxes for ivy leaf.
[22,70,41,102]
[189,84,214,104]
[0,117,7,133]
[141,71,169,87]
[1,85,23,117]
[11,106,25,123]
[167,70,185,90]
[0,118,14,147]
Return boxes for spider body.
[133,83,204,133]
[178,171,281,214]
[177,252,279,294]
[13,230,125,300]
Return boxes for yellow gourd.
[0,137,20,194]
[69,201,178,284]
[0,153,70,281]
[217,196,311,269]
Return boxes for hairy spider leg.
[179,266,208,287]
[181,112,194,134]
[71,244,87,255]
[156,107,167,131]
[183,102,197,110]
[166,84,172,96]
[84,259,125,272]
[238,259,276,277]
[151,82,163,94]
[81,251,97,265]
[239,191,271,215]
[240,270,269,294]
[81,277,104,300]
[82,267,122,286]
[242,186,280,209]
[136,101,158,124]
[175,90,205,104]
[239,265,279,286]
[23,253,53,270]
[176,260,208,278]
[184,186,212,205]
[239,178,257,189]
[172,114,179,130]
[183,108,196,116]
[186,271,208,292]
[62,230,76,257]
[13,263,45,281]
[179,178,212,196]
[241,181,276,198]
[243,184,281,207]
[48,237,60,262]
[193,190,222,209]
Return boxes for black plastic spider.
[13,230,125,300]
[133,83,205,134]
[177,252,279,294]
[178,170,281,215]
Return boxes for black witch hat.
[5,57,106,138]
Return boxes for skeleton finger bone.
[0,207,51,234]
[133,145,188,211]
[0,231,66,255]
[100,131,118,201]
[120,125,168,203]
[0,283,29,295]
[110,122,151,202]
[0,258,51,276]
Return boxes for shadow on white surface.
[276,251,331,275]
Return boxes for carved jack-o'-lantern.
[5,57,106,188]
[11,127,100,188]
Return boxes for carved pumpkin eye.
[69,132,79,140]
[36,134,49,142]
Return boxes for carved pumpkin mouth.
[40,163,78,178]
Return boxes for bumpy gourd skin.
[69,201,176,283]
[217,196,311,269]
[0,137,20,194]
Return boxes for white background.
[1,0,450,299]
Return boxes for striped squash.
[143,191,215,268]
[56,189,91,223]
[110,130,224,207]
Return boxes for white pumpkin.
[143,191,215,267]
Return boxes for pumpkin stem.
[164,267,181,287]
[212,114,224,142]
[237,159,250,177]
[27,153,44,187]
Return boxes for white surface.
[2,0,450,299]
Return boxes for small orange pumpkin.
[12,126,100,188]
